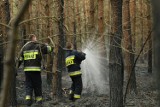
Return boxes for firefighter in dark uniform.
[18,34,53,106]
[65,42,86,101]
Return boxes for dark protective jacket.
[65,50,86,76]
[19,41,53,72]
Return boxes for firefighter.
[18,34,53,106]
[65,42,86,101]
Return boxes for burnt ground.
[15,64,157,107]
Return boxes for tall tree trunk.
[130,0,136,69]
[106,1,111,61]
[0,1,4,91]
[0,0,10,36]
[19,0,31,43]
[82,0,87,40]
[57,0,65,98]
[76,0,82,48]
[98,0,104,36]
[66,0,72,42]
[89,0,95,32]
[0,1,31,106]
[45,0,52,85]
[98,0,106,55]
[139,0,144,62]
[109,0,124,107]
[1,0,17,106]
[151,1,160,106]
[0,35,3,91]
[73,0,77,49]
[147,1,152,73]
[123,0,137,93]
[3,0,10,25]
[52,0,65,99]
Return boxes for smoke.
[81,37,109,95]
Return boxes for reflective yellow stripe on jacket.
[24,67,41,71]
[69,71,82,76]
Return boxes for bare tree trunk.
[1,0,17,106]
[0,0,10,36]
[0,1,4,91]
[66,0,72,42]
[52,41,58,98]
[19,0,31,44]
[75,0,81,48]
[98,0,106,55]
[0,1,31,107]
[3,0,10,25]
[139,0,144,62]
[147,1,152,73]
[98,0,104,36]
[123,0,137,93]
[82,0,87,40]
[0,35,3,90]
[45,0,52,85]
[130,0,136,70]
[57,0,65,97]
[52,0,65,99]
[89,0,95,32]
[151,1,160,106]
[109,0,124,107]
[73,0,77,49]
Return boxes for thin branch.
[123,30,153,105]
[0,23,12,29]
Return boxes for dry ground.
[15,64,157,107]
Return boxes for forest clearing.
[0,0,160,107]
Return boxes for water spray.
[81,37,109,95]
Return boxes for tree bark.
[73,0,77,49]
[52,0,65,99]
[0,35,3,91]
[0,1,31,106]
[82,0,87,40]
[139,0,144,62]
[89,0,95,33]
[147,1,152,73]
[1,0,17,106]
[151,1,160,106]
[109,0,124,107]
[45,0,53,85]
[123,0,137,93]
[98,0,106,55]
[75,0,82,48]
[130,0,136,70]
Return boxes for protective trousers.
[69,75,82,100]
[25,72,42,106]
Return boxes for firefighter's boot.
[69,90,74,101]
[25,95,32,106]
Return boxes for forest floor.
[15,63,157,107]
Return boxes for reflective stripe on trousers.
[24,67,41,71]
[74,94,81,99]
[36,96,43,101]
[25,95,31,100]
[69,71,82,76]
